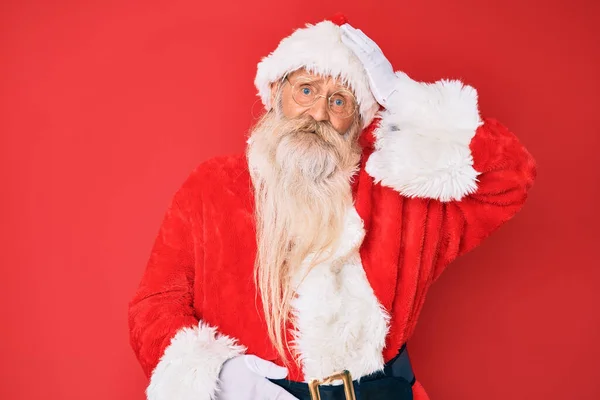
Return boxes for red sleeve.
[128,186,199,378]
[432,117,537,281]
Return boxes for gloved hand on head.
[340,23,399,109]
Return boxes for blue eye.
[334,98,344,106]
[302,87,311,95]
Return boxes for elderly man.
[128,15,536,400]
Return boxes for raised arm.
[341,24,536,280]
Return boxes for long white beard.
[247,107,361,260]
[246,105,361,359]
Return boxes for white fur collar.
[291,206,390,382]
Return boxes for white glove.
[216,354,298,400]
[340,23,399,109]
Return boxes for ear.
[269,81,278,109]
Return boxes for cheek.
[332,118,354,135]
[281,92,304,119]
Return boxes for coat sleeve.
[365,73,536,281]
[128,175,245,400]
[431,117,536,281]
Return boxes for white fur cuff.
[366,72,482,202]
[146,322,246,400]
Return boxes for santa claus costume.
[128,15,536,400]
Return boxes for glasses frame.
[283,76,358,119]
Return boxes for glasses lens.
[292,82,318,106]
[329,91,357,118]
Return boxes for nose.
[307,96,329,122]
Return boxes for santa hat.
[254,14,380,128]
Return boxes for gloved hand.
[340,23,399,109]
[216,354,299,400]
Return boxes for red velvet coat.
[129,78,536,400]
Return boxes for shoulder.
[190,153,249,183]
[175,153,251,203]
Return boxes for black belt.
[270,344,415,400]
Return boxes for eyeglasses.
[283,76,358,119]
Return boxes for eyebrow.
[294,75,351,91]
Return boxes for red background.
[1,0,599,399]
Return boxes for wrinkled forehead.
[286,68,353,92]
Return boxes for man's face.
[270,69,358,134]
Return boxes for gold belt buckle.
[308,370,356,400]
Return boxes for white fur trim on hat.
[255,20,379,128]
